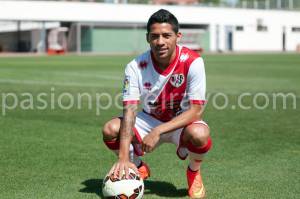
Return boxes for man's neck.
[154,48,177,70]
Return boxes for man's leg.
[102,117,150,179]
[182,122,212,199]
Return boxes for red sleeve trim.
[123,100,139,105]
[190,100,206,105]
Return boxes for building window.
[256,18,267,32]
[291,27,300,32]
[236,26,244,31]
[257,25,268,32]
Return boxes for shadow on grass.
[79,179,187,198]
[79,179,104,198]
[144,180,187,197]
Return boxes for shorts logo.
[170,73,184,88]
[123,75,130,95]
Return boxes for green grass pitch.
[0,53,299,199]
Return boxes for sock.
[129,144,142,167]
[188,156,202,172]
[136,160,143,168]
[187,137,212,172]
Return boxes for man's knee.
[183,123,212,157]
[184,124,210,147]
[102,118,120,141]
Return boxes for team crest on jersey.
[123,75,130,95]
[170,74,185,88]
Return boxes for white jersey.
[122,45,206,122]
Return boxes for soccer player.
[102,9,212,199]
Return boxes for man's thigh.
[133,112,182,147]
[133,112,209,159]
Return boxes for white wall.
[233,23,283,51]
[209,24,216,52]
[219,25,227,51]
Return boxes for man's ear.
[176,32,182,43]
[146,33,150,43]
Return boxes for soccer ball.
[102,168,144,199]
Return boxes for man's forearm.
[155,104,203,135]
[118,104,137,160]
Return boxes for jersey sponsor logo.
[147,99,183,121]
[139,61,148,69]
[123,75,130,95]
[143,82,152,90]
[170,73,185,88]
[179,53,189,62]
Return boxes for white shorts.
[131,111,208,159]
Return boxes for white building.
[0,0,300,53]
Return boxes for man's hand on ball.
[109,160,138,179]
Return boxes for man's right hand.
[109,159,139,179]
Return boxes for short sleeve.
[122,62,140,105]
[187,57,206,105]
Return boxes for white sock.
[188,151,204,171]
[189,160,201,171]
[129,144,142,167]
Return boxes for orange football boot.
[138,161,151,180]
[186,167,206,198]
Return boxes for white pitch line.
[0,78,120,88]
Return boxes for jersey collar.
[150,45,180,76]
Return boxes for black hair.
[146,9,179,33]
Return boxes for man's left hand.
[142,129,161,153]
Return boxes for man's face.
[147,23,181,62]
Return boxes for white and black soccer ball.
[102,168,144,199]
